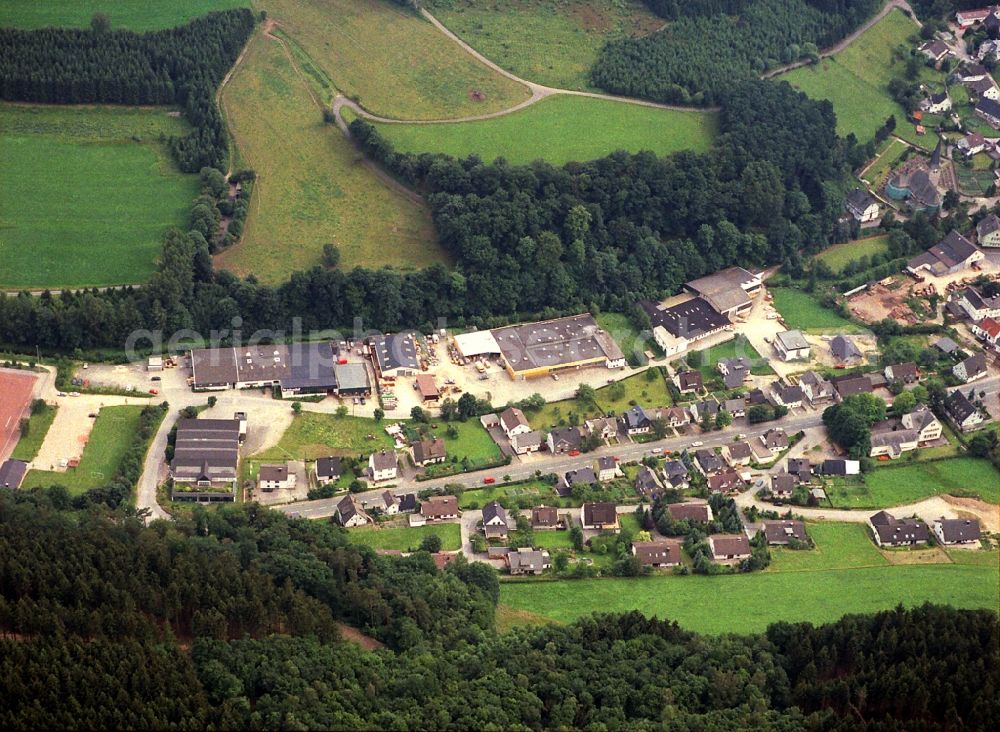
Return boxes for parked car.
[651,447,662,454]
[149,388,159,395]
[567,449,581,457]
[690,440,703,447]
[56,392,67,397]
[151,376,161,381]
[483,477,496,484]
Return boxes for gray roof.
[623,405,653,430]
[634,465,662,496]
[171,418,241,483]
[935,518,981,543]
[316,456,342,479]
[491,314,623,374]
[830,335,862,361]
[258,464,289,482]
[370,449,398,470]
[694,448,725,473]
[369,333,419,373]
[508,548,549,573]
[845,187,876,211]
[978,213,1000,238]
[956,352,988,379]
[685,267,758,314]
[771,473,798,494]
[886,361,919,382]
[977,96,1000,120]
[776,384,805,404]
[932,336,959,354]
[945,390,978,423]
[762,520,808,545]
[597,456,617,471]
[566,466,598,486]
[550,426,583,450]
[333,362,370,392]
[762,429,789,449]
[513,430,544,448]
[723,398,745,414]
[642,297,730,340]
[870,513,929,545]
[337,495,365,524]
[483,500,508,526]
[775,330,809,351]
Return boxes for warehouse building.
[491,314,625,380]
[189,343,337,396]
[170,417,245,502]
[368,333,419,379]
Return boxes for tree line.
[0,8,255,172]
[591,0,882,105]
[0,494,994,730]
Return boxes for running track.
[0,370,37,462]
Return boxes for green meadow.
[0,1,248,31]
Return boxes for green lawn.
[428,0,663,91]
[423,420,504,477]
[814,235,891,274]
[778,9,938,145]
[770,287,861,333]
[947,549,999,566]
[528,370,672,430]
[255,413,396,461]
[458,480,560,510]
[346,523,461,551]
[596,312,646,363]
[357,94,717,165]
[0,104,199,289]
[214,30,444,281]
[827,457,1000,509]
[499,564,998,635]
[529,530,576,551]
[22,406,146,495]
[681,336,774,386]
[9,403,57,462]
[860,139,908,187]
[0,0,248,30]
[768,522,887,572]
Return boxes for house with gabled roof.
[868,511,928,547]
[772,383,804,409]
[978,213,1000,246]
[884,361,919,384]
[972,316,1000,345]
[581,501,619,531]
[510,429,544,455]
[845,188,880,222]
[369,450,398,482]
[634,465,663,499]
[482,500,509,539]
[507,548,550,575]
[945,390,988,432]
[662,459,690,490]
[907,231,983,277]
[954,352,988,383]
[632,540,682,567]
[667,501,712,523]
[723,441,754,467]
[531,505,560,530]
[500,407,531,439]
[707,470,744,494]
[800,371,834,404]
[770,473,797,501]
[547,426,584,454]
[412,438,447,467]
[933,517,981,545]
[675,370,703,394]
[336,495,370,528]
[693,448,725,475]
[760,428,789,455]
[421,495,459,522]
[762,520,809,545]
[708,534,751,563]
[622,405,654,435]
[830,336,862,364]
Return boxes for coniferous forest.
[0,494,996,730]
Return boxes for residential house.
[884,361,919,384]
[772,383,804,409]
[622,405,654,435]
[977,38,1000,61]
[547,426,584,454]
[955,352,989,383]
[958,287,1000,320]
[746,388,769,405]
[958,62,989,82]
[507,548,550,575]
[565,466,599,489]
[845,188,880,222]
[933,517,982,545]
[499,407,532,439]
[957,132,987,158]
[832,374,873,401]
[800,371,835,405]
[689,399,721,424]
[821,458,860,476]
[511,430,544,455]
[760,429,789,455]
[972,316,1000,345]
[723,441,754,467]
[976,96,1000,128]
[257,463,295,492]
[662,460,690,489]
[932,336,960,355]
[978,212,1000,246]
[336,495,370,528]
[421,495,459,522]
[631,540,682,567]
[585,417,619,441]
[694,448,726,475]
[634,465,663,498]
[957,8,992,27]
[675,370,703,394]
[967,74,1000,100]
[314,456,341,484]
[412,438,447,467]
[945,390,987,431]
[664,406,691,428]
[762,520,809,546]
[718,357,752,388]
[531,505,560,530]
[368,450,398,482]
[918,39,951,63]
[581,501,620,531]
[830,336,862,364]
[869,422,920,459]
[722,398,746,419]
[919,91,951,114]
[667,501,713,523]
[902,404,942,443]
[787,458,813,483]
[906,231,983,277]
[398,493,418,513]
[770,473,798,501]
[594,455,619,482]
[868,511,929,547]
[380,490,400,515]
[708,534,751,563]
[707,470,744,493]
[749,439,774,463]
[482,500,509,539]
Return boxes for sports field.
[770,287,862,333]
[827,457,1000,509]
[22,406,146,495]
[256,0,530,119]
[0,0,248,30]
[346,523,461,551]
[814,235,891,273]
[428,0,663,91]
[352,95,717,165]
[0,104,198,289]
[0,370,36,461]
[779,9,933,144]
[215,31,443,281]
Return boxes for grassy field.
[428,0,662,91]
[860,139,909,186]
[827,457,1000,509]
[596,312,645,362]
[423,420,504,477]
[779,9,934,144]
[22,406,145,495]
[814,235,891,274]
[356,94,717,165]
[9,403,57,462]
[528,369,672,430]
[0,0,247,30]
[770,287,861,333]
[682,336,775,385]
[458,480,562,509]
[0,104,199,289]
[768,522,887,572]
[256,0,530,119]
[500,564,996,634]
[346,523,461,551]
[215,31,443,281]
[255,412,396,461]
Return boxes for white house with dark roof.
[954,352,988,383]
[933,518,981,545]
[258,463,295,492]
[920,91,951,114]
[596,456,620,482]
[907,231,983,277]
[773,330,810,361]
[772,383,804,409]
[336,495,370,528]
[799,371,834,404]
[314,456,341,483]
[369,450,398,482]
[977,212,1000,246]
[944,390,987,432]
[482,500,509,539]
[957,132,987,158]
[845,188,880,222]
[958,287,1000,320]
[499,407,531,439]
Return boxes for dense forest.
[0,78,852,351]
[0,9,254,171]
[592,0,883,105]
[0,495,995,729]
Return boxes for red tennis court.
[0,370,37,462]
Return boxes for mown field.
[768,522,886,572]
[215,31,443,281]
[814,235,891,273]
[354,94,716,165]
[0,0,247,30]
[779,9,932,144]
[22,406,145,495]
[0,104,199,289]
[528,369,672,431]
[9,403,57,462]
[346,523,462,551]
[770,287,862,332]
[256,0,530,119]
[861,138,908,186]
[826,457,1000,509]
[429,0,662,91]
